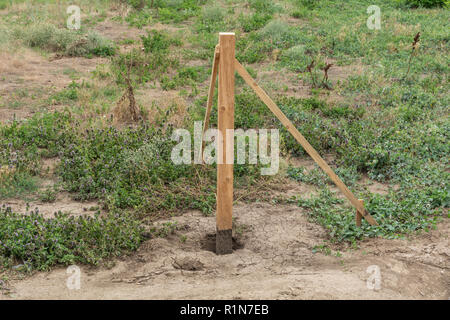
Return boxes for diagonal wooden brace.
[200,45,220,163]
[234,59,378,226]
[356,199,364,227]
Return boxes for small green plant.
[39,186,57,203]
[312,244,331,255]
[49,81,79,104]
[239,12,272,32]
[291,8,308,19]
[398,0,448,8]
[141,30,181,54]
[259,20,301,49]
[148,0,202,23]
[0,172,38,199]
[0,206,144,271]
[153,221,178,238]
[196,5,225,32]
[296,186,443,243]
[14,24,115,57]
[111,32,180,86]
[160,66,206,90]
[287,165,360,187]
[249,0,281,14]
[295,0,319,9]
[127,0,145,9]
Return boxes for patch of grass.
[12,24,115,57]
[48,82,79,104]
[397,0,448,8]
[288,165,360,187]
[0,172,38,199]
[160,66,207,90]
[258,20,301,49]
[0,207,144,271]
[156,0,203,23]
[111,32,181,86]
[125,8,153,28]
[237,20,305,63]
[0,108,266,216]
[239,12,272,33]
[151,221,178,238]
[125,0,203,26]
[39,186,58,203]
[296,187,443,243]
[280,45,318,72]
[141,30,182,54]
[195,5,226,33]
[249,0,283,14]
[66,32,116,57]
[57,123,216,214]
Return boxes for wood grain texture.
[216,34,235,232]
[234,59,378,226]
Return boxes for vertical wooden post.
[356,199,364,227]
[216,33,235,255]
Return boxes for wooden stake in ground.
[216,33,235,255]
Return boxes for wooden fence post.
[216,33,235,255]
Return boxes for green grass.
[0,172,38,199]
[10,23,115,57]
[293,186,443,243]
[0,207,144,271]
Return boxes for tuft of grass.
[0,206,144,271]
[259,20,301,49]
[39,186,58,203]
[397,0,448,8]
[288,165,360,187]
[195,5,225,33]
[296,187,443,243]
[141,30,182,54]
[239,12,272,32]
[0,171,38,199]
[12,24,115,57]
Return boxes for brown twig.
[405,32,420,78]
[306,59,316,87]
[115,55,141,123]
[321,63,333,89]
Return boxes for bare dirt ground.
[1,203,448,300]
